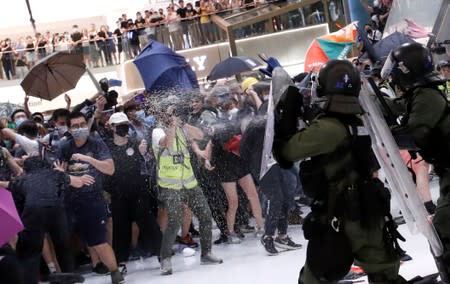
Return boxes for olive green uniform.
[281,117,401,284]
[398,87,450,274]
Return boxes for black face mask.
[115,124,129,137]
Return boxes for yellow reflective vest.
[154,127,198,190]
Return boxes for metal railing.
[0,0,330,81]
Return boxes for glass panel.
[224,5,280,25]
[229,1,325,39]
[383,0,443,39]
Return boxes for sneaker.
[111,270,125,284]
[160,258,172,275]
[119,263,127,275]
[254,228,264,238]
[227,232,241,244]
[213,234,229,245]
[92,262,110,275]
[274,236,302,250]
[177,234,199,248]
[128,248,140,261]
[200,253,223,265]
[240,224,255,233]
[261,235,279,256]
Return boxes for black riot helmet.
[381,43,435,90]
[315,59,363,114]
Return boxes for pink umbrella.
[0,187,23,246]
[404,19,430,39]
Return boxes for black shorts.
[214,152,249,183]
[67,192,107,247]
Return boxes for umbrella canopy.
[304,22,358,72]
[0,187,23,246]
[207,56,262,81]
[133,40,198,92]
[20,51,86,101]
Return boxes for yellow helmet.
[241,77,259,92]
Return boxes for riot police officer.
[381,42,450,277]
[273,59,403,283]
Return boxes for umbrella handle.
[258,53,269,63]
[85,67,103,100]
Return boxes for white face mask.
[15,117,27,127]
[71,127,90,140]
[56,126,68,136]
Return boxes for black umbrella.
[20,51,86,101]
[207,56,262,81]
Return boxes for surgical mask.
[136,110,146,121]
[143,115,156,128]
[56,126,68,137]
[115,125,129,137]
[15,118,26,127]
[71,127,90,139]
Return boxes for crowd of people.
[0,0,329,81]
[0,45,449,284]
[0,68,310,283]
[4,0,450,283]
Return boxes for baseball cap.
[241,77,259,92]
[108,112,129,125]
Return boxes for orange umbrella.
[304,22,358,72]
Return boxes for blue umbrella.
[133,40,198,92]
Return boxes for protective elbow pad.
[272,139,293,169]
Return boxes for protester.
[152,100,222,275]
[105,112,161,270]
[57,112,124,284]
[1,156,89,284]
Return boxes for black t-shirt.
[135,18,146,30]
[105,138,146,195]
[121,20,130,30]
[113,28,122,44]
[57,137,112,194]
[71,32,82,46]
[177,7,187,18]
[37,40,47,53]
[97,31,107,43]
[2,46,13,61]
[9,168,70,208]
[25,43,35,52]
